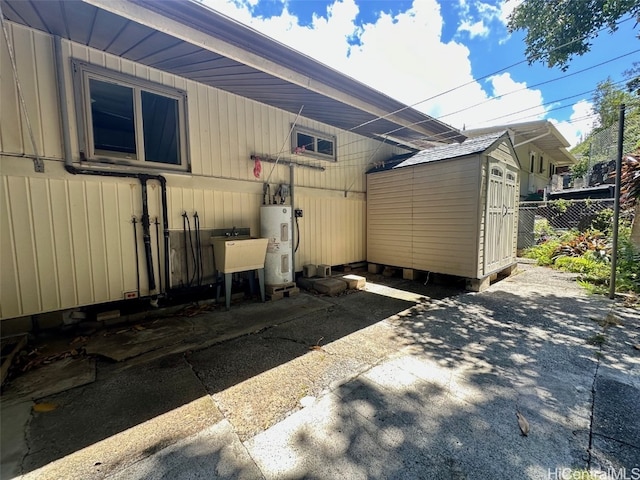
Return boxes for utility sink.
[210,236,268,274]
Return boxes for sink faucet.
[231,226,238,237]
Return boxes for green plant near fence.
[523,223,640,295]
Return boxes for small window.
[539,156,544,174]
[530,154,535,173]
[292,126,336,161]
[491,167,503,177]
[507,172,516,183]
[74,61,188,170]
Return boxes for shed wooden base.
[466,263,517,292]
[367,262,517,292]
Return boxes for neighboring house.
[367,131,520,291]
[466,120,576,199]
[0,0,464,323]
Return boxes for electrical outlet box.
[295,209,303,218]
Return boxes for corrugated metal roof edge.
[130,0,466,144]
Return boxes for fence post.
[609,104,625,299]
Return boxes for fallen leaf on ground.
[634,345,640,351]
[33,403,58,412]
[516,411,530,436]
[133,325,145,331]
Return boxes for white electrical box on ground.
[260,205,293,285]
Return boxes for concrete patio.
[1,263,638,479]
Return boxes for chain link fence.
[518,199,616,250]
[572,104,639,187]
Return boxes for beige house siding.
[515,144,551,197]
[1,21,404,319]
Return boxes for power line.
[437,49,639,121]
[343,15,638,135]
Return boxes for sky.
[203,0,638,148]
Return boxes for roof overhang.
[1,0,465,148]
[466,120,576,167]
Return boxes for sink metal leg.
[225,273,232,310]
[215,271,222,304]
[257,268,265,302]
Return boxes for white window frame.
[73,60,189,171]
[291,126,337,162]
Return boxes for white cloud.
[551,100,596,149]
[202,0,575,143]
[497,0,522,25]
[458,19,490,38]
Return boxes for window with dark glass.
[75,61,187,170]
[90,79,136,157]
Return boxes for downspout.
[54,36,170,296]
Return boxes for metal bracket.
[33,157,45,173]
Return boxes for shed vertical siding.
[367,169,413,268]
[368,140,519,281]
[1,21,408,319]
[411,157,481,277]
[367,157,482,277]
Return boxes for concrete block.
[402,269,417,280]
[466,276,491,292]
[382,267,396,277]
[313,278,347,296]
[317,264,331,277]
[303,264,317,278]
[368,263,382,274]
[342,274,366,290]
[297,277,318,291]
[96,310,121,322]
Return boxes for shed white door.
[484,162,517,274]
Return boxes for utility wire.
[343,15,638,134]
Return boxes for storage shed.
[366,131,520,290]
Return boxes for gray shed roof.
[396,131,506,168]
[367,131,507,174]
[1,0,466,148]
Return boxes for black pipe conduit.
[140,178,156,291]
[132,216,141,298]
[65,165,169,295]
[154,217,162,293]
[194,212,203,286]
[182,212,190,288]
[56,36,170,299]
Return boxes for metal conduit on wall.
[54,35,170,298]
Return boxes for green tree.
[592,78,636,129]
[508,0,640,71]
